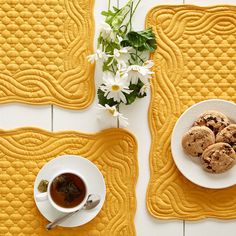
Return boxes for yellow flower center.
[108,108,116,115]
[111,84,120,91]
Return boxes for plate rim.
[171,98,236,189]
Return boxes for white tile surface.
[53,0,183,236]
[120,97,184,236]
[185,220,236,236]
[0,104,51,130]
[116,3,183,234]
[185,0,236,5]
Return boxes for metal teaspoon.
[45,194,100,230]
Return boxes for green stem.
[117,0,133,32]
[135,49,138,64]
[136,53,145,63]
[129,1,133,31]
[118,25,127,36]
[117,0,119,8]
[111,64,116,74]
[138,55,144,63]
[132,0,142,16]
[107,69,114,73]
[130,52,144,64]
[108,0,111,10]
[125,0,142,31]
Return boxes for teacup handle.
[35,192,48,202]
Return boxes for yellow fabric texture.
[0,0,95,109]
[146,5,236,220]
[0,128,138,235]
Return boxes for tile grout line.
[51,105,54,132]
[183,220,186,236]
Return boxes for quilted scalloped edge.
[146,5,236,220]
[0,0,95,109]
[0,127,138,235]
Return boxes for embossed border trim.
[146,5,236,220]
[0,127,138,235]
[0,0,95,109]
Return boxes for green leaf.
[137,91,147,98]
[101,10,110,16]
[98,36,103,45]
[127,31,145,47]
[113,6,119,12]
[121,28,157,52]
[102,62,111,72]
[125,90,137,105]
[124,80,147,105]
[97,89,118,107]
[101,0,133,30]
[104,41,119,53]
[119,39,129,47]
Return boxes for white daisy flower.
[97,104,129,127]
[127,65,143,84]
[100,72,131,103]
[143,60,154,69]
[139,83,150,96]
[117,35,123,43]
[113,47,131,63]
[117,60,127,73]
[127,60,154,84]
[100,22,116,42]
[87,45,108,63]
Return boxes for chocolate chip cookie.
[182,126,215,157]
[193,110,230,134]
[201,142,236,173]
[216,124,236,151]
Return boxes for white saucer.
[34,155,106,227]
[171,99,236,189]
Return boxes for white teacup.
[36,170,88,213]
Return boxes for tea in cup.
[36,170,88,213]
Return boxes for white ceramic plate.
[34,155,106,227]
[171,99,236,189]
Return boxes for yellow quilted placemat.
[0,128,137,235]
[146,5,236,220]
[0,0,95,109]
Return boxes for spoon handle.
[46,209,80,230]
